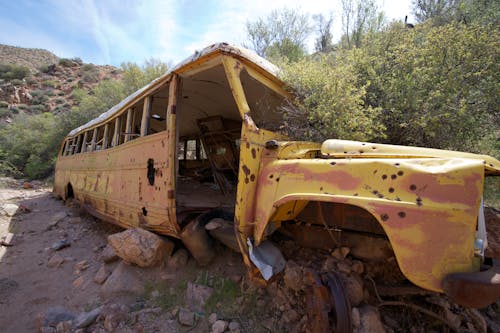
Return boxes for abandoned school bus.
[54,43,500,322]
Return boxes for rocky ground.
[0,178,499,333]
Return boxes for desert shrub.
[0,101,8,108]
[42,80,58,88]
[59,58,77,67]
[10,79,23,86]
[55,98,66,104]
[279,54,385,142]
[82,63,96,71]
[0,108,10,117]
[28,104,47,113]
[17,104,28,111]
[0,64,30,80]
[26,76,37,84]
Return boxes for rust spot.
[391,174,397,180]
[167,190,174,199]
[251,148,256,159]
[330,161,336,166]
[246,142,250,149]
[353,193,358,196]
[287,210,292,215]
[398,211,406,218]
[171,104,176,114]
[250,174,256,182]
[245,178,249,184]
[388,187,394,193]
[397,171,404,176]
[373,170,378,174]
[409,184,417,191]
[242,165,251,176]
[382,174,387,180]
[320,187,323,191]
[381,214,389,221]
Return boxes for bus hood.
[321,139,500,175]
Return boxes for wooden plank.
[124,109,133,143]
[141,96,152,136]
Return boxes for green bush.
[0,101,8,108]
[10,79,24,86]
[42,80,58,88]
[0,108,10,117]
[55,98,66,104]
[28,104,47,113]
[0,64,30,80]
[59,58,76,67]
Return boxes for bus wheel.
[304,268,352,333]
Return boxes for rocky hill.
[0,44,59,71]
[0,45,121,125]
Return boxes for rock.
[283,260,303,292]
[352,307,361,327]
[205,218,226,230]
[51,239,71,251]
[36,306,75,328]
[340,273,364,307]
[100,261,145,299]
[351,260,365,274]
[107,228,174,267]
[47,253,65,268]
[55,320,72,333]
[103,304,128,332]
[1,232,15,246]
[100,245,118,263]
[322,256,336,271]
[208,313,218,325]
[336,261,352,274]
[94,265,111,284]
[74,260,89,273]
[185,282,214,312]
[2,203,19,217]
[75,306,103,328]
[72,276,84,289]
[283,309,299,323]
[228,321,240,332]
[166,248,189,270]
[22,181,33,189]
[178,308,195,326]
[40,327,56,333]
[212,320,228,333]
[358,305,386,333]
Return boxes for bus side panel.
[53,132,179,237]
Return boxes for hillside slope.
[0,44,59,71]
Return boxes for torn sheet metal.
[247,238,286,280]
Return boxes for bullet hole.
[382,174,388,180]
[246,142,250,149]
[362,143,366,146]
[269,174,274,179]
[353,193,358,196]
[391,174,397,180]
[398,211,406,218]
[287,211,292,215]
[330,161,336,166]
[388,187,395,193]
[377,193,384,198]
[410,184,417,191]
[276,177,280,182]
[416,197,423,206]
[142,207,148,216]
[372,190,379,195]
[394,163,400,167]
[250,174,256,182]
[371,146,376,150]
[397,171,404,176]
[320,187,323,191]
[359,150,364,154]
[251,148,256,159]
[381,214,389,221]
[344,151,347,154]
[395,197,401,201]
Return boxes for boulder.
[283,260,304,292]
[47,253,65,268]
[340,273,364,307]
[178,308,195,326]
[2,203,18,217]
[36,306,75,329]
[102,304,129,331]
[212,320,228,333]
[100,245,118,263]
[107,228,174,267]
[166,248,189,270]
[75,306,103,328]
[100,261,145,299]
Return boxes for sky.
[0,0,414,67]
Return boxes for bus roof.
[68,43,280,137]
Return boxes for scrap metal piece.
[442,260,500,308]
[247,239,285,280]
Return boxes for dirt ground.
[0,179,499,333]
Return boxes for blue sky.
[0,0,413,67]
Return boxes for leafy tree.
[246,8,312,61]
[313,13,335,53]
[279,54,385,142]
[412,0,459,24]
[121,58,168,94]
[340,0,385,49]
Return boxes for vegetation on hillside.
[0,60,167,179]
